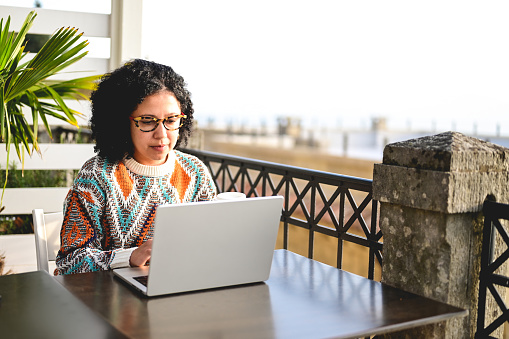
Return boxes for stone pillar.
[372,131,509,338]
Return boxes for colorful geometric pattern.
[55,151,217,275]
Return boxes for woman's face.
[130,90,182,166]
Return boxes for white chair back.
[32,209,63,273]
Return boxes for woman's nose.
[153,121,167,137]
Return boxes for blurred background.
[2,0,509,164]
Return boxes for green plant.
[0,215,32,235]
[0,251,13,275]
[0,164,69,188]
[0,164,75,235]
[0,10,100,211]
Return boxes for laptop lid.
[114,196,283,297]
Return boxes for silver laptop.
[113,195,284,297]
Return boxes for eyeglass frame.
[129,114,187,132]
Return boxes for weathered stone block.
[374,164,509,213]
[381,131,509,172]
[373,131,509,338]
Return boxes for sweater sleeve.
[55,160,133,275]
[55,185,113,275]
[196,160,217,201]
[110,247,137,269]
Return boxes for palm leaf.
[34,75,100,100]
[5,26,90,102]
[0,12,35,70]
[37,104,52,140]
[42,85,77,126]
[0,88,5,142]
[0,10,98,210]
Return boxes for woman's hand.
[130,239,153,267]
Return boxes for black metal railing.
[476,200,509,338]
[183,148,383,280]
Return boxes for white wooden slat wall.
[0,5,111,125]
[0,5,111,75]
[3,188,69,215]
[0,6,110,37]
[1,143,96,215]
[0,143,96,170]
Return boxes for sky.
[2,0,509,135]
[141,1,509,135]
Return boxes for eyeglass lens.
[137,116,182,131]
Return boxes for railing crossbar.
[487,248,509,276]
[282,217,310,230]
[314,185,343,230]
[193,149,373,186]
[488,273,509,288]
[344,191,371,235]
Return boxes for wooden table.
[52,250,467,338]
[0,270,127,339]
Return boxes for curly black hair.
[90,59,194,162]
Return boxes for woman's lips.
[151,145,167,152]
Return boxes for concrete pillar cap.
[382,131,509,172]
[373,131,509,213]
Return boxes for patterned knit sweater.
[55,150,217,275]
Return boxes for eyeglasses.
[129,114,187,132]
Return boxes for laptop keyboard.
[133,275,149,287]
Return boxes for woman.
[55,59,217,275]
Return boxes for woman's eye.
[140,118,155,125]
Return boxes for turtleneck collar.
[123,151,176,177]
